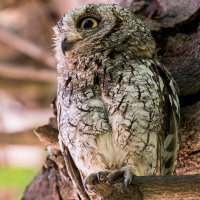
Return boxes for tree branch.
[91,174,200,200]
[32,121,200,200]
[0,63,56,82]
[0,27,56,68]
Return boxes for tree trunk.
[22,0,200,199]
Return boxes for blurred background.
[0,0,119,199]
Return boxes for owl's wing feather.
[58,104,90,200]
[62,143,90,200]
[155,63,180,175]
[163,108,179,175]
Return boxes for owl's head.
[54,4,156,66]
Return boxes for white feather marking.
[88,99,104,107]
[96,132,116,169]
[159,76,164,92]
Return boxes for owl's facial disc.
[59,4,118,56]
[61,16,100,55]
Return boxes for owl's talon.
[123,167,133,186]
[97,170,110,181]
[125,178,130,187]
[84,168,133,194]
[83,173,98,192]
[97,172,100,181]
[83,171,112,194]
[83,181,88,191]
[103,169,123,183]
[103,168,133,186]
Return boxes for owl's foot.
[103,167,133,187]
[83,168,133,193]
[83,171,110,192]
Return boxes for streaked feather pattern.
[54,3,180,199]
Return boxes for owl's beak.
[61,38,75,55]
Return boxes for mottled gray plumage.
[54,3,179,199]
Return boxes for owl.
[53,3,179,200]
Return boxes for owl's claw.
[97,170,110,181]
[103,168,133,186]
[83,173,97,192]
[84,171,110,193]
[84,168,133,193]
[123,167,133,186]
[125,177,131,187]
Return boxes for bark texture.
[22,0,200,199]
[21,149,79,200]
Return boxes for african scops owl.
[54,3,180,199]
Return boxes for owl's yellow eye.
[80,18,98,29]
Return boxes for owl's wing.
[155,62,180,175]
[58,104,90,200]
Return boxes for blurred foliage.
[0,167,38,200]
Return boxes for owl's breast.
[58,58,168,176]
[100,59,162,110]
[97,59,166,172]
